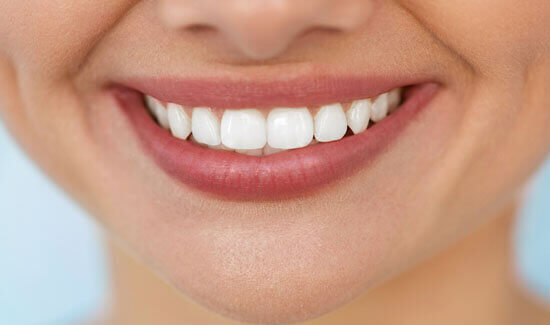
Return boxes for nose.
[157,0,373,60]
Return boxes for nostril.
[185,24,216,33]
[298,26,344,38]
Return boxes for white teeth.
[145,95,159,115]
[370,93,389,122]
[145,96,156,113]
[221,109,267,150]
[267,108,314,149]
[146,96,170,129]
[346,99,371,134]
[388,88,402,113]
[191,108,221,146]
[314,104,347,142]
[167,103,191,140]
[144,87,403,155]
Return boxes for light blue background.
[516,157,550,301]
[0,120,548,324]
[0,123,109,325]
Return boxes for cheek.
[402,0,550,73]
[430,59,550,252]
[0,0,133,78]
[0,0,137,201]
[397,1,550,238]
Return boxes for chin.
[148,211,391,324]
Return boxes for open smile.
[113,77,439,199]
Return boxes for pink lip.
[113,80,439,200]
[121,74,429,109]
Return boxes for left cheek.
[402,0,550,75]
[523,58,550,153]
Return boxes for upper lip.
[116,70,430,109]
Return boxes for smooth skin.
[1,1,550,324]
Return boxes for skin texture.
[1,0,550,323]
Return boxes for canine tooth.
[388,88,402,113]
[221,109,266,150]
[146,96,169,129]
[371,93,389,122]
[314,103,347,142]
[346,99,371,134]
[167,103,191,140]
[192,107,221,146]
[236,149,263,156]
[267,108,314,149]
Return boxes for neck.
[97,205,549,325]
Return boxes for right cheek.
[0,0,133,79]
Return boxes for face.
[1,0,550,323]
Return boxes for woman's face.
[1,0,550,323]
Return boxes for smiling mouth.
[113,77,439,200]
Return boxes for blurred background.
[1,118,549,325]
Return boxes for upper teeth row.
[145,88,402,155]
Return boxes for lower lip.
[113,83,438,200]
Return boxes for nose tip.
[158,0,372,60]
